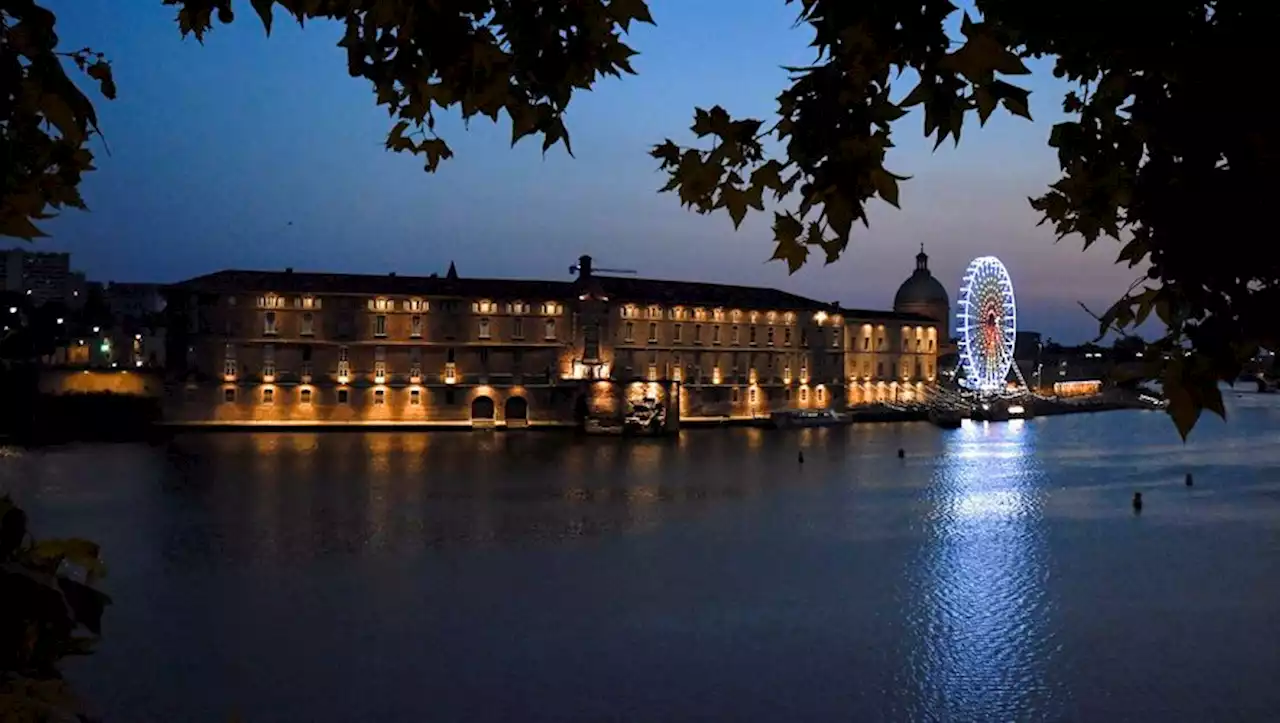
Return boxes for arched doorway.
[504,396,528,428]
[471,395,495,424]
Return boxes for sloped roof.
[166,269,574,300]
[166,268,936,322]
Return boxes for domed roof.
[894,246,950,309]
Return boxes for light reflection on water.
[903,419,1061,721]
[3,397,1280,722]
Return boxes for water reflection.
[905,419,1063,721]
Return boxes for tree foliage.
[3,0,1278,438]
[0,0,116,240]
[0,495,110,722]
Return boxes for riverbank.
[3,391,1157,444]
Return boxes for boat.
[583,418,624,435]
[768,409,847,428]
[928,408,964,429]
[970,401,1010,422]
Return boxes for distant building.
[0,248,83,307]
[160,255,943,426]
[1014,331,1042,361]
[893,245,951,344]
[104,282,167,321]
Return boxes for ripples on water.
[3,393,1280,722]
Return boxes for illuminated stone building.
[162,256,940,427]
[893,245,950,343]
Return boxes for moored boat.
[928,408,963,429]
[768,409,847,428]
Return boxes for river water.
[4,392,1280,722]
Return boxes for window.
[445,388,456,405]
[784,387,792,402]
[262,344,276,379]
[624,322,634,342]
[370,297,394,311]
[374,389,385,405]
[648,305,662,319]
[862,337,869,351]
[544,319,556,340]
[263,311,277,336]
[767,327,774,346]
[816,387,825,404]
[929,338,935,351]
[411,315,423,338]
[410,389,421,405]
[479,348,490,365]
[478,318,491,339]
[509,301,529,314]
[374,360,387,381]
[337,388,349,404]
[800,387,809,403]
[259,294,285,309]
[731,326,740,344]
[409,349,422,380]
[337,345,350,380]
[712,326,721,344]
[300,388,312,405]
[301,312,314,336]
[223,345,237,379]
[800,364,808,381]
[749,327,757,345]
[731,387,741,403]
[749,387,758,405]
[512,317,524,339]
[262,387,274,404]
[407,298,428,312]
[877,362,885,377]
[800,330,808,346]
[648,322,657,343]
[300,296,320,310]
[374,314,387,337]
[673,323,683,343]
[223,387,236,403]
[541,302,561,315]
[784,327,792,346]
[832,329,841,348]
[473,299,496,314]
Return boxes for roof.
[166,269,575,300]
[166,268,936,323]
[894,271,950,308]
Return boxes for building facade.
[162,256,940,426]
[0,248,84,307]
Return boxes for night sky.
[31,0,1149,343]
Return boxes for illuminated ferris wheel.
[957,256,1017,394]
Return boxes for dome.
[893,246,950,309]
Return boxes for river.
[4,392,1280,722]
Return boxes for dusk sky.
[33,0,1149,343]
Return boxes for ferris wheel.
[956,256,1017,394]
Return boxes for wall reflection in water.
[153,431,797,570]
[903,419,1065,721]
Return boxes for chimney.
[285,267,294,274]
[389,272,396,277]
[576,255,593,280]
